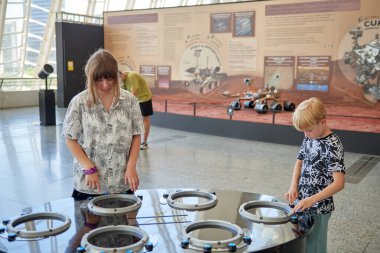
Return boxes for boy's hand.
[284,186,298,204]
[292,197,315,214]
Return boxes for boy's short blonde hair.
[292,97,327,131]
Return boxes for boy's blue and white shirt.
[297,133,346,214]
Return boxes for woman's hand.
[125,167,139,192]
[85,173,101,193]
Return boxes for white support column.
[126,0,136,10]
[0,0,7,52]
[149,0,158,8]
[35,0,62,76]
[104,0,110,12]
[86,0,96,17]
[20,0,31,77]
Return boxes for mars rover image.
[343,25,380,103]
[181,43,228,95]
[184,65,227,94]
[227,78,296,114]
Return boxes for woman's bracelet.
[83,167,97,175]
[84,221,98,229]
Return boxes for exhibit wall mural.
[104,0,380,131]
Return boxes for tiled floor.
[0,106,379,253]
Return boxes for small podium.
[38,64,56,126]
[39,89,56,126]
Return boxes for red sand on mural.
[150,64,380,134]
[153,99,380,134]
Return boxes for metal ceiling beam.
[35,0,62,77]
[126,0,136,10]
[0,0,7,53]
[20,0,31,77]
[87,0,96,16]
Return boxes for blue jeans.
[307,213,331,253]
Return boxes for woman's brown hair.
[84,49,120,107]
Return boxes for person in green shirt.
[120,71,153,150]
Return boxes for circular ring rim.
[166,190,217,211]
[87,194,142,216]
[6,212,71,239]
[181,219,245,250]
[81,225,149,252]
[239,200,291,224]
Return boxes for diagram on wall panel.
[179,42,227,95]
[295,56,331,92]
[264,56,295,91]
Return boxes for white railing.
[56,11,103,25]
[0,78,57,91]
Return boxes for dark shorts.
[139,99,153,117]
[71,189,134,201]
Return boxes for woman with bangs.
[62,48,144,201]
[285,97,346,253]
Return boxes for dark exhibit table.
[0,189,311,253]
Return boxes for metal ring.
[81,225,149,253]
[166,190,217,211]
[87,194,142,216]
[182,219,245,250]
[239,200,291,224]
[6,212,71,239]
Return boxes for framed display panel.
[104,0,380,133]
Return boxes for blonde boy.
[285,97,346,253]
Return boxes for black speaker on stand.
[38,64,56,126]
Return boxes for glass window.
[30,8,49,24]
[61,0,88,15]
[26,51,39,65]
[94,2,105,17]
[4,19,24,34]
[5,3,24,18]
[2,33,22,48]
[134,0,151,9]
[28,22,45,38]
[108,0,129,11]
[186,0,198,5]
[27,37,42,49]
[163,0,182,7]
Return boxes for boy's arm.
[293,171,345,213]
[285,159,302,204]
